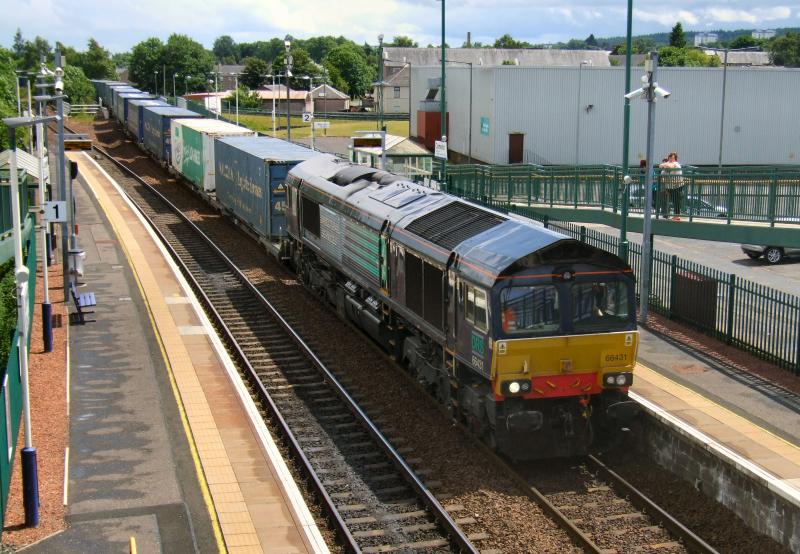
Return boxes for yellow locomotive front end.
[487,271,639,459]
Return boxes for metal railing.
[0,231,36,530]
[465,197,800,374]
[439,161,800,225]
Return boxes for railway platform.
[29,151,328,553]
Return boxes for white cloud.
[704,6,792,24]
[635,9,699,27]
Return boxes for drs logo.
[471,332,485,356]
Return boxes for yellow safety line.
[636,360,800,451]
[79,157,227,553]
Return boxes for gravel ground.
[74,116,798,553]
[2,264,68,548]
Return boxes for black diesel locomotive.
[284,155,639,460]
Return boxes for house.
[310,84,350,113]
[215,64,245,91]
[694,32,719,47]
[375,65,410,115]
[351,133,432,179]
[752,30,776,40]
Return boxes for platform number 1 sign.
[43,201,67,223]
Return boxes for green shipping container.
[170,118,255,191]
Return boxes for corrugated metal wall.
[411,65,800,166]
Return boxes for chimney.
[467,32,472,48]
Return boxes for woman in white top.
[658,152,683,220]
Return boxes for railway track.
[511,454,719,553]
[72,120,746,553]
[87,145,481,553]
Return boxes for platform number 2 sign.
[302,112,314,123]
[43,201,67,223]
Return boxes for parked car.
[628,185,727,218]
[741,218,800,264]
[741,244,800,264]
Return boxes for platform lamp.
[284,38,293,142]
[153,70,158,95]
[3,114,58,528]
[265,73,278,136]
[184,74,190,95]
[172,73,178,104]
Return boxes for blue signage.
[480,117,490,136]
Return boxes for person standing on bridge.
[659,152,684,220]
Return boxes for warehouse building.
[410,65,800,166]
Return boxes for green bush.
[0,260,17,370]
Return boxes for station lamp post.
[377,34,384,132]
[619,0,634,262]
[3,113,58,528]
[184,74,190,95]
[436,0,447,185]
[284,39,293,142]
[624,52,671,322]
[265,73,279,137]
[172,73,178,103]
[153,70,158,95]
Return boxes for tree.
[658,46,720,67]
[494,34,528,49]
[12,29,25,59]
[669,23,686,48]
[768,32,800,67]
[19,36,52,71]
[729,35,759,50]
[241,57,268,89]
[273,47,320,89]
[62,65,95,104]
[586,34,598,48]
[213,35,238,63]
[223,84,262,110]
[112,52,131,69]
[79,38,116,79]
[389,36,418,48]
[129,37,165,90]
[0,47,25,150]
[162,34,214,92]
[323,43,373,97]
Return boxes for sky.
[4,0,799,53]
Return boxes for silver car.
[741,218,800,264]
[741,244,800,264]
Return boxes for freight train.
[92,80,640,460]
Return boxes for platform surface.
[633,325,800,501]
[30,151,327,553]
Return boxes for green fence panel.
[0,230,36,531]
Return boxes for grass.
[233,114,409,140]
[67,112,97,124]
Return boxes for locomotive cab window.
[500,285,560,335]
[464,284,488,331]
[571,280,631,331]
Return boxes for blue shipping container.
[142,106,202,164]
[109,86,138,116]
[215,136,319,240]
[104,83,131,111]
[117,93,155,126]
[127,99,169,143]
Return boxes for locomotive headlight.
[606,375,615,385]
[509,381,521,394]
[615,374,628,386]
[603,372,632,387]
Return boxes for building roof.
[384,65,409,87]
[353,134,430,157]
[703,50,772,66]
[383,47,611,67]
[216,64,245,75]
[0,149,49,183]
[311,84,349,99]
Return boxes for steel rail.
[587,454,719,554]
[89,142,478,554]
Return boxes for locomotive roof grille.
[405,202,506,250]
